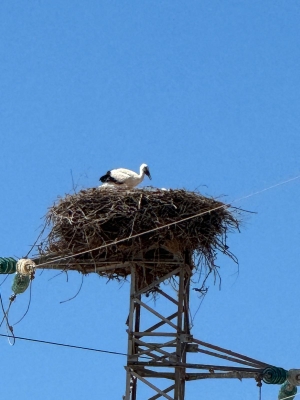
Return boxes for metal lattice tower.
[124,263,192,400]
[123,261,272,400]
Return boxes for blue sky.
[1,1,300,399]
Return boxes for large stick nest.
[38,187,241,285]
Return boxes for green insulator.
[263,367,288,385]
[0,257,17,274]
[276,368,288,384]
[11,273,30,295]
[278,381,297,400]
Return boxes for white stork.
[99,164,152,189]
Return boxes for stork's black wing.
[99,171,123,184]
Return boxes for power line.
[0,332,133,357]
[35,172,300,269]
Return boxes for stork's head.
[141,164,152,180]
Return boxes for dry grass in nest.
[37,187,241,288]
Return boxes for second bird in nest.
[99,164,152,189]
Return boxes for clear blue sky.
[1,1,300,399]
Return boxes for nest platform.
[37,187,240,286]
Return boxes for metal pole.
[124,266,136,400]
[132,272,141,400]
[174,266,186,400]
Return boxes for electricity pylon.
[123,262,270,400]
